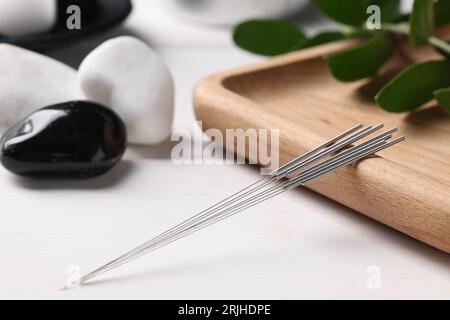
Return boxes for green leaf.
[312,0,369,26]
[435,0,450,27]
[434,88,450,114]
[376,60,450,112]
[312,0,401,26]
[327,33,394,82]
[233,20,306,56]
[409,0,434,47]
[297,32,347,49]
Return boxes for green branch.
[428,37,450,55]
[380,23,409,35]
[380,23,450,56]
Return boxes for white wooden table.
[0,0,448,300]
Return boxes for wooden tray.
[194,39,450,253]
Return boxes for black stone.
[0,101,127,178]
[0,0,132,52]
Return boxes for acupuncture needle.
[70,125,393,285]
[82,125,373,274]
[117,131,403,259]
[68,126,361,285]
[67,125,404,287]
[275,123,384,179]
[73,141,404,286]
[73,133,404,286]
[137,127,398,240]
[72,125,396,286]
[289,127,398,184]
[296,136,406,186]
[73,124,365,281]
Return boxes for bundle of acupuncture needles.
[67,123,404,288]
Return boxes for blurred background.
[34,0,342,136]
[40,0,413,142]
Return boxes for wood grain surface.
[194,38,450,253]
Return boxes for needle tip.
[58,280,83,291]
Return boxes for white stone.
[0,44,83,135]
[0,0,56,37]
[78,36,175,145]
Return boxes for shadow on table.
[238,160,450,270]
[79,177,450,289]
[293,186,450,267]
[81,247,279,288]
[61,162,449,289]
[11,159,135,191]
[10,137,178,191]
[128,137,178,160]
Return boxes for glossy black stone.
[0,0,132,52]
[0,101,127,178]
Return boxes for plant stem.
[380,22,450,56]
[380,23,409,35]
[428,37,450,55]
